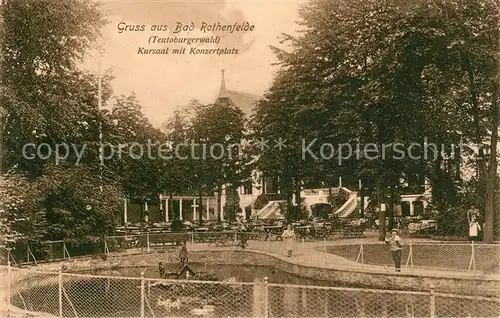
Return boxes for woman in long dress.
[282,224,296,257]
[468,209,481,241]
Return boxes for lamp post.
[389,184,396,230]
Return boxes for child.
[281,224,296,257]
[237,214,248,248]
[158,262,165,278]
[179,243,188,264]
[385,229,403,272]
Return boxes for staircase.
[334,188,358,217]
[254,200,286,219]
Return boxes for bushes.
[1,165,123,261]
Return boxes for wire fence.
[324,242,500,274]
[1,265,499,318]
[2,233,499,275]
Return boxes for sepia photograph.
[0,0,499,317]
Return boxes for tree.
[253,0,498,240]
[190,100,247,223]
[0,0,107,176]
[161,106,197,220]
[0,0,129,256]
[251,69,313,221]
[106,93,165,211]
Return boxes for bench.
[140,233,189,250]
[341,226,365,238]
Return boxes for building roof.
[216,70,259,116]
[218,69,230,99]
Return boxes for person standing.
[282,224,296,257]
[158,262,165,278]
[179,243,188,264]
[171,216,183,233]
[237,214,248,248]
[385,229,403,272]
[468,209,481,241]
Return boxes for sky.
[84,0,306,126]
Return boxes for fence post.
[104,239,109,256]
[263,276,269,318]
[64,242,71,261]
[58,270,63,317]
[27,244,30,263]
[7,249,11,311]
[27,246,37,266]
[301,238,305,256]
[468,241,476,271]
[356,244,364,263]
[140,272,145,318]
[63,242,71,260]
[429,284,436,318]
[146,232,150,253]
[361,244,364,264]
[405,243,413,268]
[323,238,327,265]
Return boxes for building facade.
[152,70,431,223]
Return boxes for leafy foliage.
[1,0,108,176]
[252,0,498,239]
[0,0,124,257]
[161,98,247,222]
[0,166,123,259]
[106,93,165,202]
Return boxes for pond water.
[89,263,333,285]
[11,263,500,317]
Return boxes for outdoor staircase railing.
[254,201,274,218]
[334,192,358,217]
[255,200,286,219]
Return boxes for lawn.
[326,243,500,273]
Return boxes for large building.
[154,70,431,223]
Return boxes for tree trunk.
[198,191,203,225]
[360,183,365,218]
[484,87,499,243]
[484,176,495,243]
[286,189,293,222]
[466,57,488,187]
[389,185,395,230]
[231,186,236,221]
[169,191,174,219]
[139,200,144,224]
[377,186,386,241]
[295,178,302,220]
[217,187,222,222]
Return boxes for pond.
[11,263,500,317]
[87,263,333,285]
